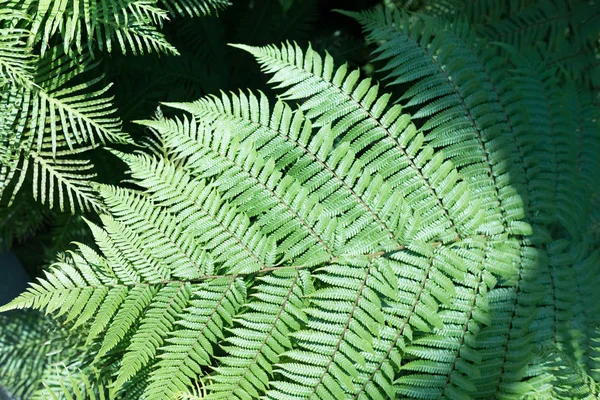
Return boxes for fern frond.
[265,256,397,399]
[565,84,600,240]
[0,46,129,212]
[6,21,592,397]
[207,269,311,399]
[477,0,596,52]
[97,185,212,280]
[167,92,404,254]
[0,311,78,399]
[28,146,104,213]
[537,344,600,399]
[4,140,105,214]
[2,0,178,56]
[509,48,579,234]
[0,9,34,87]
[230,42,492,239]
[26,49,128,152]
[33,366,112,400]
[347,9,533,235]
[143,277,246,400]
[158,0,230,17]
[469,244,545,398]
[114,283,192,390]
[116,151,278,274]
[136,115,337,266]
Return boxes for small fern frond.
[97,184,212,280]
[509,48,579,234]
[25,49,128,152]
[159,0,230,18]
[28,147,104,213]
[2,0,178,56]
[537,345,600,399]
[0,47,129,212]
[143,277,246,400]
[3,140,106,214]
[207,269,312,399]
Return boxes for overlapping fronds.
[475,0,598,52]
[0,9,34,87]
[32,366,112,400]
[0,311,89,399]
[138,115,338,266]
[1,1,599,398]
[13,49,127,153]
[343,10,531,232]
[159,0,230,17]
[349,6,600,399]
[0,0,231,222]
[0,0,177,56]
[1,38,524,399]
[412,0,600,89]
[0,48,128,212]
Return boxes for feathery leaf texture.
[0,0,231,215]
[2,2,599,398]
[1,0,177,56]
[0,48,128,212]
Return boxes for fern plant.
[0,0,230,217]
[2,1,599,399]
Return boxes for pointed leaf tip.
[333,9,359,19]
[228,43,257,53]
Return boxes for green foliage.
[1,0,600,399]
[0,0,229,247]
[0,310,103,399]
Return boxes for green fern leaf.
[206,269,311,399]
[136,115,337,266]
[229,42,490,239]
[115,151,278,274]
[158,0,230,17]
[143,277,246,400]
[1,0,178,55]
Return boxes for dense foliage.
[1,0,599,399]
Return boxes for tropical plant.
[1,0,599,399]
[0,0,232,273]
